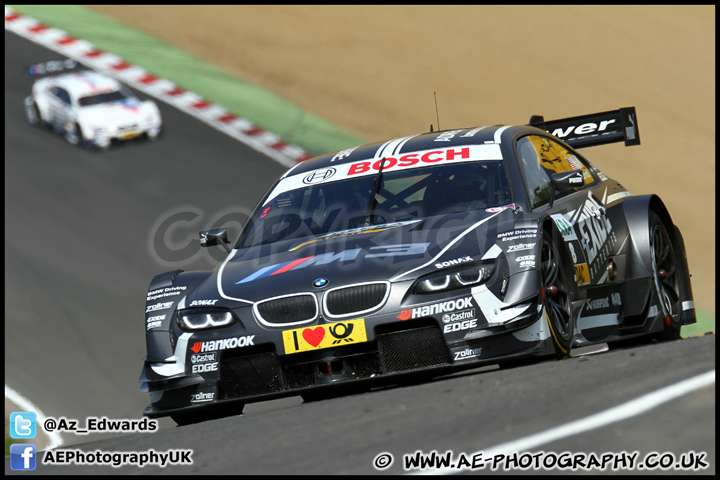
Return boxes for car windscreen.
[78,90,129,107]
[240,160,512,248]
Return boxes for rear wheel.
[608,211,682,350]
[540,228,573,359]
[25,100,40,125]
[64,122,81,145]
[649,211,681,340]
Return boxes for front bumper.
[141,305,553,419]
[89,122,161,146]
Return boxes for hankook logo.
[397,297,473,321]
[190,335,255,353]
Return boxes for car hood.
[187,208,517,305]
[78,99,149,125]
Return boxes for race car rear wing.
[528,107,640,148]
[24,59,83,78]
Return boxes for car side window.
[516,135,594,209]
[60,89,72,105]
[50,87,71,106]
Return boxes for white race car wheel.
[64,122,81,145]
[25,99,40,125]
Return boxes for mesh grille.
[220,352,282,399]
[378,326,451,373]
[325,283,388,316]
[256,294,317,326]
[348,351,383,378]
[282,363,316,390]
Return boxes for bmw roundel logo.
[313,278,329,288]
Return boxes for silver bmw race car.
[139,107,695,425]
[24,59,162,149]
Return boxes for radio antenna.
[434,92,440,132]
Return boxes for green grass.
[681,309,715,338]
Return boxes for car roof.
[41,71,123,98]
[286,124,542,177]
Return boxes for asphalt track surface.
[4,29,286,440]
[4,30,715,475]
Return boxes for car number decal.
[282,319,367,354]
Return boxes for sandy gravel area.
[87,5,715,315]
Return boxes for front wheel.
[540,228,573,359]
[64,122,82,145]
[146,126,162,141]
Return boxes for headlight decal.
[454,268,489,286]
[414,262,494,294]
[177,309,236,330]
[416,275,450,292]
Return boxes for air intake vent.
[378,325,450,373]
[324,282,389,318]
[220,352,282,399]
[254,293,318,327]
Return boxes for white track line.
[413,369,715,474]
[4,6,311,167]
[5,384,64,450]
[5,6,307,443]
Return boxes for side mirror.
[548,171,584,208]
[200,227,230,252]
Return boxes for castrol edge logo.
[262,144,502,206]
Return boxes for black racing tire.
[66,122,103,150]
[64,122,81,146]
[146,127,162,141]
[25,100,41,126]
[540,226,573,359]
[95,138,111,151]
[648,211,682,341]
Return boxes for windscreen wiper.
[362,157,386,226]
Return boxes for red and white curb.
[5,6,313,167]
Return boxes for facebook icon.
[10,444,37,471]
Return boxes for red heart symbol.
[302,327,325,347]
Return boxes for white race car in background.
[24,59,162,150]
